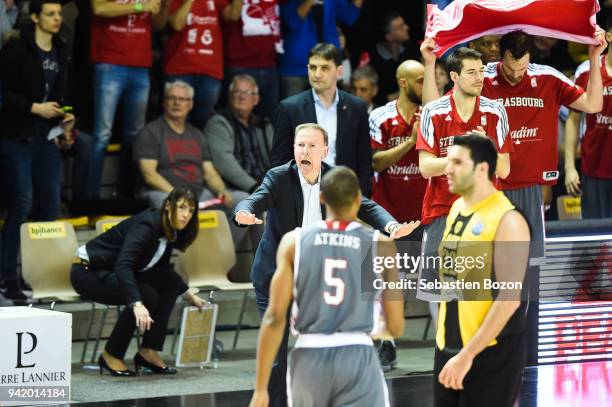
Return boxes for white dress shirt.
[76,238,168,272]
[312,89,339,166]
[298,170,323,227]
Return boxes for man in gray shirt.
[205,74,273,193]
[134,80,249,246]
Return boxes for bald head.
[396,59,424,80]
[396,60,424,105]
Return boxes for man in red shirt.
[223,0,282,121]
[481,31,605,257]
[369,59,427,371]
[417,45,512,301]
[371,60,427,229]
[90,0,167,196]
[565,20,612,219]
[165,0,242,129]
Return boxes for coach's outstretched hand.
[235,210,263,225]
[389,220,421,240]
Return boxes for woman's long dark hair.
[161,186,199,251]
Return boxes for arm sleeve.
[133,124,161,160]
[205,115,258,191]
[356,101,373,197]
[114,222,159,304]
[0,42,34,114]
[556,69,585,107]
[416,105,438,155]
[493,103,513,154]
[357,196,395,231]
[233,170,277,222]
[369,109,385,150]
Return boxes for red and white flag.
[425,0,600,56]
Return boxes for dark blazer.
[234,161,395,290]
[271,89,373,196]
[0,24,72,141]
[84,209,188,304]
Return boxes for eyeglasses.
[165,96,192,103]
[230,90,258,97]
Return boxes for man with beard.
[435,135,529,407]
[369,59,428,369]
[416,44,512,302]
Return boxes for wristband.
[135,1,144,13]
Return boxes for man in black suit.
[271,43,373,197]
[235,123,419,407]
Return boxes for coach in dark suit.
[235,123,419,407]
[70,187,205,377]
[271,43,373,197]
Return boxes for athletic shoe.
[378,340,397,372]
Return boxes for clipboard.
[175,304,219,367]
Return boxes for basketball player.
[416,46,512,301]
[369,59,428,369]
[435,135,530,407]
[249,166,405,407]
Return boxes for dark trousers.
[70,263,186,359]
[0,137,61,283]
[254,279,290,407]
[434,334,526,407]
[64,131,94,200]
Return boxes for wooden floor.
[77,361,611,407]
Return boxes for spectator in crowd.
[70,186,206,377]
[369,59,428,372]
[336,24,351,90]
[351,64,378,113]
[0,0,18,50]
[235,123,418,407]
[468,35,501,63]
[435,59,451,95]
[165,0,242,130]
[531,36,576,75]
[89,0,168,197]
[223,0,281,121]
[278,0,363,98]
[205,74,273,194]
[370,11,419,107]
[0,0,75,302]
[417,44,511,303]
[133,81,249,246]
[272,43,373,196]
[565,19,612,219]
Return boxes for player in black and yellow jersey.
[434,135,530,407]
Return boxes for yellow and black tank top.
[435,191,515,352]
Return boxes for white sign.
[0,307,71,405]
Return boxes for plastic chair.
[20,221,80,301]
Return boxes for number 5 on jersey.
[324,258,347,305]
